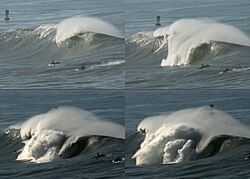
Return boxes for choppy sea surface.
[0,0,124,89]
[126,0,250,88]
[126,90,250,178]
[0,90,125,178]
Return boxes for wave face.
[5,106,124,163]
[131,107,250,165]
[0,16,124,88]
[159,19,250,66]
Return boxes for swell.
[126,32,167,68]
[130,107,250,165]
[197,134,250,158]
[126,19,250,67]
[2,128,123,163]
[3,106,125,163]
[0,28,122,62]
[126,31,249,68]
[127,132,250,162]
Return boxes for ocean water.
[0,0,124,89]
[126,90,250,178]
[126,0,250,88]
[1,0,250,178]
[0,90,125,178]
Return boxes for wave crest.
[132,106,250,165]
[9,106,124,163]
[55,16,123,45]
[158,19,250,66]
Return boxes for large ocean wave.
[130,106,250,165]
[4,106,124,163]
[126,19,250,67]
[0,16,123,61]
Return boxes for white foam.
[88,60,125,70]
[55,16,123,45]
[17,106,125,163]
[153,26,169,38]
[17,129,64,163]
[133,106,250,165]
[158,19,250,66]
[35,24,57,39]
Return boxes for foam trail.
[87,60,125,70]
[16,106,124,163]
[132,106,250,165]
[55,16,123,45]
[159,19,250,66]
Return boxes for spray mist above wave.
[9,106,124,163]
[55,16,123,45]
[132,106,250,165]
[157,19,250,66]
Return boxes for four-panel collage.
[0,0,250,178]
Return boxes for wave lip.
[159,19,250,66]
[132,106,250,165]
[11,106,124,163]
[55,16,123,45]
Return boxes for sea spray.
[157,19,250,66]
[132,106,250,165]
[16,106,124,163]
[55,16,123,45]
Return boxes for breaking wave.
[0,16,123,55]
[131,106,250,165]
[4,106,124,163]
[158,19,250,66]
[54,16,123,45]
[126,19,250,68]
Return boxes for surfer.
[209,104,214,115]
[94,153,106,160]
[78,65,85,70]
[223,68,229,73]
[198,63,210,69]
[245,152,250,160]
[74,65,86,71]
[139,128,146,135]
[48,60,60,67]
[219,68,230,74]
[112,157,125,163]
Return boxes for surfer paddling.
[219,68,230,74]
[112,156,125,163]
[93,153,106,160]
[245,152,250,160]
[75,65,86,71]
[48,60,60,67]
[198,63,210,69]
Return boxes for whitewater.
[158,19,250,66]
[125,89,250,178]
[5,106,125,163]
[126,18,250,88]
[132,106,250,165]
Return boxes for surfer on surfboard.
[198,63,210,69]
[93,153,106,160]
[245,152,250,160]
[48,60,60,67]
